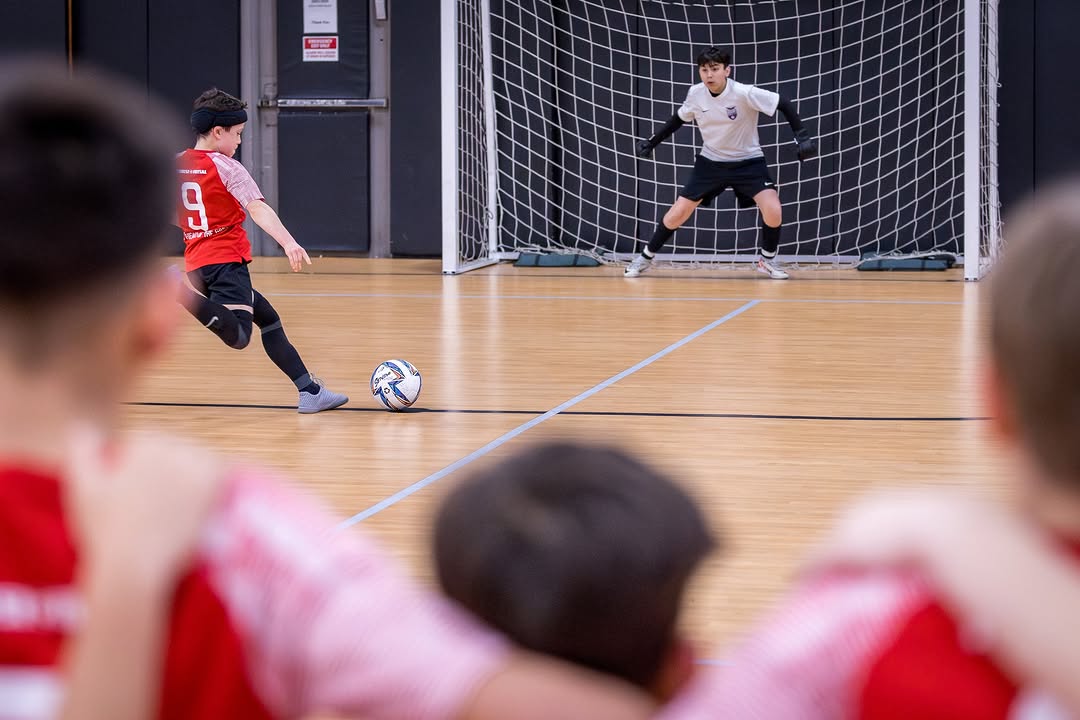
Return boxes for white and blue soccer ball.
[370,359,422,411]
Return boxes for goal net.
[442,0,1001,279]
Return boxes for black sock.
[179,284,251,349]
[262,326,318,392]
[646,220,677,254]
[252,291,314,391]
[760,223,781,257]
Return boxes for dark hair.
[989,177,1080,482]
[192,87,247,114]
[0,59,182,311]
[696,46,732,67]
[434,442,717,688]
[191,88,248,135]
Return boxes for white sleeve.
[201,469,510,720]
[678,87,697,123]
[210,154,265,208]
[746,86,780,117]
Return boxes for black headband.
[190,107,248,134]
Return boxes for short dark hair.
[434,442,717,688]
[0,59,182,312]
[990,177,1080,483]
[192,88,246,116]
[696,46,732,67]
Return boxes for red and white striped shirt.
[176,149,263,271]
[0,465,508,719]
[658,570,1072,719]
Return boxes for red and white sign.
[302,36,339,62]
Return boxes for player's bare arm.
[810,489,1080,715]
[247,199,312,272]
[59,431,227,720]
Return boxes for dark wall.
[0,1,239,146]
[389,0,444,256]
[0,0,67,57]
[1029,0,1080,203]
[69,0,241,128]
[0,1,239,254]
[76,0,239,254]
[998,1,1034,212]
[147,4,243,123]
[997,0,1080,212]
[74,0,148,86]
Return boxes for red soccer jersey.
[658,567,1073,719]
[176,149,264,271]
[0,465,507,719]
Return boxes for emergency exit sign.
[303,36,339,62]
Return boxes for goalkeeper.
[627,46,817,279]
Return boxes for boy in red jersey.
[0,60,653,720]
[809,487,1080,718]
[654,180,1080,719]
[177,88,347,413]
[59,431,228,720]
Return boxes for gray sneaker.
[298,377,349,414]
[624,254,653,277]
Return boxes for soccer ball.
[370,359,422,411]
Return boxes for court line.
[255,269,962,284]
[128,400,986,423]
[334,300,761,529]
[266,291,962,306]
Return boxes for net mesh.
[450,0,1000,271]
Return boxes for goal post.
[444,0,1001,277]
[441,0,501,274]
[971,0,1002,280]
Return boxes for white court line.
[269,291,961,306]
[336,300,760,529]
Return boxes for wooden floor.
[126,257,1005,654]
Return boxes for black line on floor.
[128,401,985,422]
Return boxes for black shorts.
[679,155,776,208]
[187,262,254,308]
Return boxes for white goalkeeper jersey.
[678,79,780,162]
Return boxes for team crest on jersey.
[726,106,738,120]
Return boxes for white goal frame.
[442,0,1001,279]
[441,0,502,274]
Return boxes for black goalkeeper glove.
[794,128,818,162]
[636,138,656,158]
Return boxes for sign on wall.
[303,0,337,33]
[302,35,338,62]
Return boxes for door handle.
[258,98,389,110]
